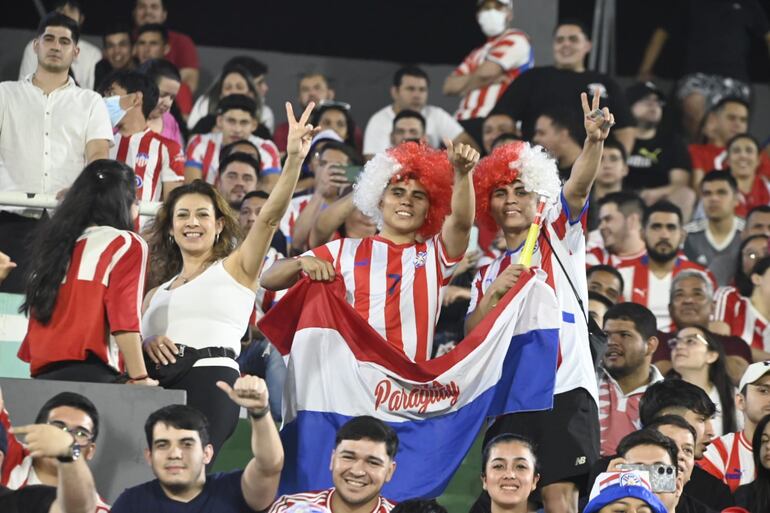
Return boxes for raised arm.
[309,193,356,248]
[637,28,668,81]
[217,376,283,512]
[441,141,480,259]
[562,91,615,219]
[225,102,318,289]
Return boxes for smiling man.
[269,416,398,513]
[597,303,663,457]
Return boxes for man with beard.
[597,302,663,456]
[617,201,715,331]
[0,11,112,293]
[217,152,260,210]
[268,416,397,513]
[587,192,646,267]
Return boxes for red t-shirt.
[689,142,770,178]
[165,30,198,70]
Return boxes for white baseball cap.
[739,361,770,390]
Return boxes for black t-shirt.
[676,493,719,513]
[111,471,255,513]
[492,66,634,141]
[684,466,734,511]
[662,0,770,81]
[0,484,56,513]
[625,131,692,190]
[734,482,760,512]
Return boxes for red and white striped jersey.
[269,488,394,513]
[185,131,280,184]
[278,194,312,248]
[0,410,111,511]
[453,29,534,120]
[305,234,461,362]
[468,195,598,401]
[255,246,287,318]
[615,253,715,332]
[586,246,646,268]
[699,430,755,492]
[714,286,770,351]
[18,226,148,376]
[111,129,184,230]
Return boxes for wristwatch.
[56,441,82,463]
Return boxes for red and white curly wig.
[353,141,453,238]
[473,141,561,233]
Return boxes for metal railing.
[0,192,161,216]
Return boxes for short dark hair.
[726,133,761,156]
[603,138,628,162]
[393,109,426,132]
[538,107,583,145]
[588,291,614,311]
[393,65,430,88]
[554,18,591,39]
[54,0,84,13]
[747,204,770,221]
[217,94,257,118]
[145,404,210,448]
[481,433,539,476]
[35,392,100,441]
[712,96,750,115]
[138,58,181,85]
[37,11,80,43]
[491,133,522,150]
[391,500,448,513]
[638,379,717,427]
[136,23,168,44]
[335,416,399,459]
[107,70,159,119]
[319,140,360,166]
[241,190,270,204]
[102,21,131,43]
[643,200,683,227]
[701,170,738,192]
[221,140,260,160]
[598,191,645,219]
[751,255,770,279]
[225,55,268,78]
[603,302,657,340]
[587,264,625,294]
[616,428,679,469]
[220,152,262,179]
[645,414,698,446]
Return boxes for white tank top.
[142,260,255,371]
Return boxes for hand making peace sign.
[581,89,615,143]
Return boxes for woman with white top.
[668,325,740,436]
[141,101,318,454]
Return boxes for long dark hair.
[735,234,769,296]
[145,180,242,289]
[311,104,358,150]
[204,65,259,117]
[750,413,770,512]
[22,160,136,323]
[668,326,737,434]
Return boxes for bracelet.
[127,374,149,383]
[248,405,271,420]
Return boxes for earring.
[168,234,175,245]
[215,232,220,244]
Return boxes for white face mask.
[477,9,508,38]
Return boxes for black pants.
[170,365,241,462]
[0,212,42,293]
[35,353,120,383]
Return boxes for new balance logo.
[575,456,586,466]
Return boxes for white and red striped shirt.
[699,430,755,492]
[18,226,147,376]
[0,410,111,511]
[714,286,770,351]
[468,195,598,401]
[268,488,394,513]
[278,194,312,248]
[306,234,461,362]
[586,246,646,268]
[453,29,534,120]
[185,132,280,184]
[111,129,184,230]
[255,246,287,317]
[615,253,715,332]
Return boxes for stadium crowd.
[3,0,770,512]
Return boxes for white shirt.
[363,104,464,155]
[19,38,102,91]
[187,95,275,132]
[0,75,112,210]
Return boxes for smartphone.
[328,164,362,183]
[617,463,677,493]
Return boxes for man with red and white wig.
[260,140,479,362]
[466,91,613,513]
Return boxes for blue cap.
[584,471,668,513]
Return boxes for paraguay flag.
[259,268,560,501]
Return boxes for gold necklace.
[178,262,211,284]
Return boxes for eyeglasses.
[667,333,710,350]
[47,420,94,444]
